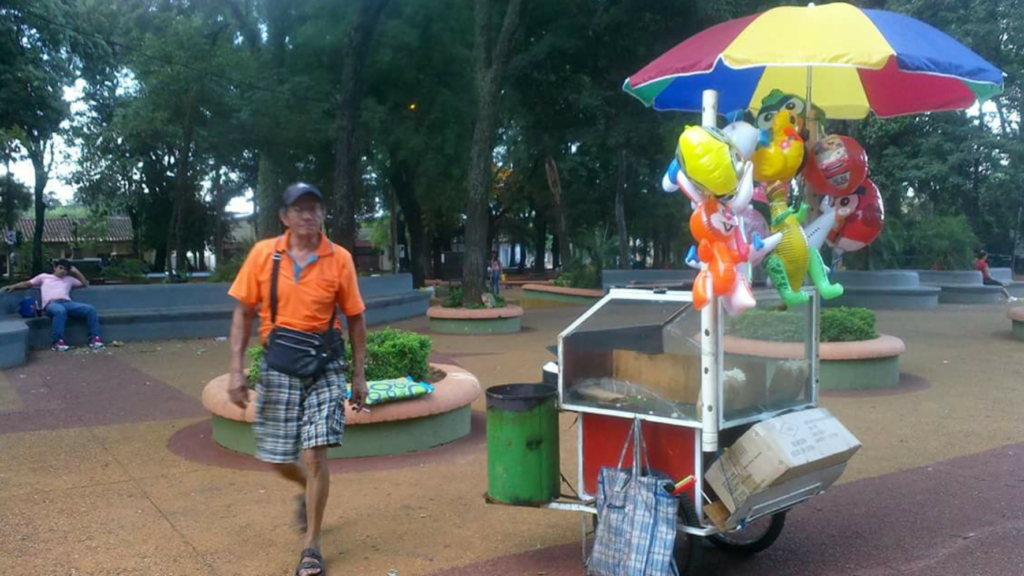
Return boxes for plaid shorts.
[253,359,346,464]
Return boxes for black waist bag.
[264,251,345,379]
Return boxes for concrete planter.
[202,363,481,459]
[1009,307,1024,341]
[723,334,906,391]
[520,284,602,309]
[427,305,523,334]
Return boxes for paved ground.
[0,296,1022,575]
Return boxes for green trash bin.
[486,383,560,506]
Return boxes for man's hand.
[227,371,250,408]
[349,373,368,412]
[70,265,80,274]
[1,286,13,293]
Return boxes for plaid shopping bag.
[588,419,679,576]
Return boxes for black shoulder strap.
[270,251,282,326]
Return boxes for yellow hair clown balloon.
[675,126,744,197]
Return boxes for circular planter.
[201,362,481,459]
[1009,307,1024,341]
[722,334,906,391]
[427,305,523,334]
[520,284,602,309]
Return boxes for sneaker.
[89,337,105,350]
[51,340,70,352]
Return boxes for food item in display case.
[573,377,684,416]
[768,359,810,405]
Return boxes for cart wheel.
[674,495,704,576]
[708,511,786,556]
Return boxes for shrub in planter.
[441,285,506,309]
[245,328,432,387]
[726,307,877,343]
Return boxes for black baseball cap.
[282,182,323,206]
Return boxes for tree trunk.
[330,0,392,252]
[552,234,561,269]
[462,0,525,306]
[167,91,198,275]
[544,154,572,269]
[615,149,629,269]
[390,163,428,288]
[28,142,50,276]
[532,208,546,273]
[256,151,284,239]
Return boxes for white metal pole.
[700,89,720,453]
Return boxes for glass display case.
[558,288,818,429]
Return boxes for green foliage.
[820,307,878,343]
[101,259,146,281]
[210,255,244,283]
[246,345,263,389]
[345,328,432,382]
[442,285,504,308]
[0,175,31,228]
[442,286,464,308]
[552,262,601,289]
[908,214,980,270]
[727,307,877,343]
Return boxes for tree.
[0,0,99,273]
[462,0,525,306]
[329,0,392,252]
[363,0,475,288]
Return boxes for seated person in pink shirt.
[2,259,104,351]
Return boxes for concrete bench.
[824,270,939,310]
[913,270,1004,304]
[601,269,697,292]
[0,274,428,367]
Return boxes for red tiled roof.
[5,216,134,243]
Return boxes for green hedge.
[727,307,877,343]
[246,328,432,388]
[346,328,432,381]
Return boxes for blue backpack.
[18,297,38,318]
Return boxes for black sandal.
[295,494,307,533]
[295,547,325,576]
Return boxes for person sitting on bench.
[2,259,105,351]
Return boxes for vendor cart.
[485,283,851,574]
[546,284,837,573]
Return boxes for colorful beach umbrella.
[623,2,1004,119]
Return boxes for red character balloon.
[827,179,884,253]
[804,135,868,197]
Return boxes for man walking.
[226,183,367,576]
[2,259,104,351]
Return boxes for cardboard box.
[705,407,861,512]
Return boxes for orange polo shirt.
[229,231,365,343]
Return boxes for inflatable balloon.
[722,121,759,163]
[689,198,755,314]
[761,181,844,307]
[751,106,805,183]
[674,125,745,197]
[804,134,868,197]
[827,179,885,253]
